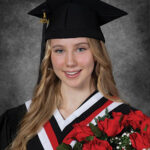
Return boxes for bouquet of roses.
[57,109,150,150]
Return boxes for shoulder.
[110,102,137,115]
[0,103,27,129]
[0,102,28,149]
[0,99,31,124]
[1,103,27,125]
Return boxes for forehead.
[49,37,88,46]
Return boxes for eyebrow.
[51,42,89,49]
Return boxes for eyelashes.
[54,49,64,53]
[77,48,87,52]
[54,48,87,54]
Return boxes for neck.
[59,82,96,110]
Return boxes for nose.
[65,51,77,67]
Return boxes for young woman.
[0,0,149,150]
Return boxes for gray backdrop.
[0,0,150,115]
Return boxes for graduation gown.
[0,90,137,150]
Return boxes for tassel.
[37,12,48,85]
[40,12,49,24]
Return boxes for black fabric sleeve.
[0,104,27,150]
[0,111,11,149]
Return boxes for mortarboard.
[28,0,128,84]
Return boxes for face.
[50,37,95,89]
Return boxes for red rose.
[98,112,124,137]
[140,118,150,146]
[63,123,94,144]
[83,137,112,150]
[126,110,148,130]
[111,112,127,126]
[130,132,150,150]
[140,118,150,135]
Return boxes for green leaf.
[97,116,103,121]
[97,116,105,121]
[105,108,111,118]
[105,107,109,115]
[73,142,82,150]
[89,123,102,138]
[85,136,94,141]
[57,143,73,150]
[144,124,148,131]
[97,108,111,121]
[94,118,98,124]
[126,145,135,150]
[119,115,123,124]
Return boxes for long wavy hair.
[8,38,124,150]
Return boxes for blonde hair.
[8,38,124,150]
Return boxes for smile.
[64,70,81,78]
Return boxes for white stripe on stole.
[69,101,123,148]
[25,100,54,150]
[54,92,103,131]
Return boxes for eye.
[54,49,64,54]
[77,48,86,52]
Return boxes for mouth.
[64,70,81,78]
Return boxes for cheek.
[77,54,94,68]
[51,54,64,69]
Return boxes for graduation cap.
[28,0,128,84]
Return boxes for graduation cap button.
[40,12,49,24]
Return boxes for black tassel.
[37,12,48,85]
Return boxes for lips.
[64,70,81,78]
[66,71,80,75]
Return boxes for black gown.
[0,90,137,150]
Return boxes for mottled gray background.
[0,0,150,115]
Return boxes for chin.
[63,79,87,89]
[64,82,82,88]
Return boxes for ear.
[100,40,102,46]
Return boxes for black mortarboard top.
[28,0,127,42]
[28,0,128,84]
